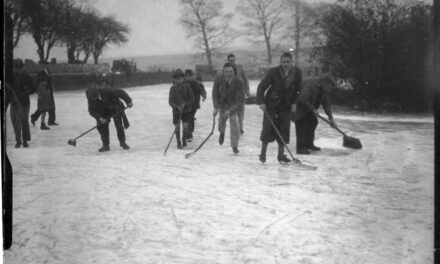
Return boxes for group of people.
[167,52,336,164]
[8,52,336,164]
[7,60,58,148]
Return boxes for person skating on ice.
[256,52,302,163]
[212,62,245,154]
[168,69,195,149]
[85,80,133,152]
[184,69,206,142]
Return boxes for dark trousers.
[295,113,318,151]
[97,113,126,146]
[10,101,30,144]
[260,109,291,144]
[188,109,197,136]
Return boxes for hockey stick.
[164,112,183,155]
[68,106,129,147]
[264,110,317,170]
[184,112,217,158]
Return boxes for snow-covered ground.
[3,81,434,264]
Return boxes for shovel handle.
[317,114,347,137]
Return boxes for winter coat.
[86,87,132,120]
[185,79,206,109]
[256,66,302,112]
[212,74,245,113]
[12,70,36,106]
[37,69,55,109]
[233,64,249,97]
[291,76,334,122]
[169,82,195,113]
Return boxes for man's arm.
[109,88,132,106]
[256,68,273,105]
[238,65,250,96]
[228,78,245,113]
[212,75,220,109]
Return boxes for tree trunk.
[294,1,300,66]
[67,45,75,64]
[265,36,272,65]
[93,54,99,64]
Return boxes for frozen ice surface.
[3,81,434,264]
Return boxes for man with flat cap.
[292,74,338,155]
[85,86,133,152]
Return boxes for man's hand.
[213,108,218,116]
[313,109,319,116]
[291,104,297,113]
[178,104,185,113]
[259,104,266,112]
[98,117,108,124]
[202,96,206,102]
[223,109,230,117]
[127,102,133,108]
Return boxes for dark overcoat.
[291,76,334,122]
[256,66,302,143]
[186,79,206,109]
[86,87,132,120]
[169,82,195,113]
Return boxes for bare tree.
[283,0,320,66]
[237,0,285,65]
[180,0,235,69]
[22,0,72,63]
[5,0,30,48]
[89,15,130,64]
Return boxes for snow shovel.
[184,112,217,158]
[264,110,317,170]
[68,107,129,147]
[317,114,362,149]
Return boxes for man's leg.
[295,116,310,154]
[114,114,129,149]
[10,102,22,147]
[306,115,319,150]
[229,112,240,153]
[173,112,182,149]
[31,109,42,125]
[218,109,227,145]
[181,112,191,147]
[97,121,110,151]
[238,103,245,134]
[48,106,57,125]
[276,112,292,162]
[21,104,31,146]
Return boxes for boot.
[31,115,36,126]
[40,122,50,130]
[120,142,130,150]
[278,154,291,164]
[14,142,21,148]
[23,141,29,148]
[98,145,110,152]
[176,130,182,149]
[232,147,239,154]
[259,142,268,163]
[297,149,311,155]
[48,122,59,126]
[182,128,188,147]
[308,145,321,151]
[219,132,225,145]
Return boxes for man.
[212,62,245,154]
[85,86,133,152]
[227,54,249,134]
[30,67,58,126]
[256,52,302,163]
[292,74,337,154]
[10,60,36,148]
[184,69,206,142]
[169,69,195,149]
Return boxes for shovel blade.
[67,139,76,147]
[343,136,362,149]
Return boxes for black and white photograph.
[3,0,438,263]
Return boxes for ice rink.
[3,81,434,263]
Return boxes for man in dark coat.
[212,62,245,154]
[227,54,250,134]
[292,74,338,154]
[10,60,37,148]
[256,52,302,163]
[85,86,133,152]
[184,69,206,141]
[169,69,195,149]
[30,67,58,126]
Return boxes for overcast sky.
[14,0,333,61]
